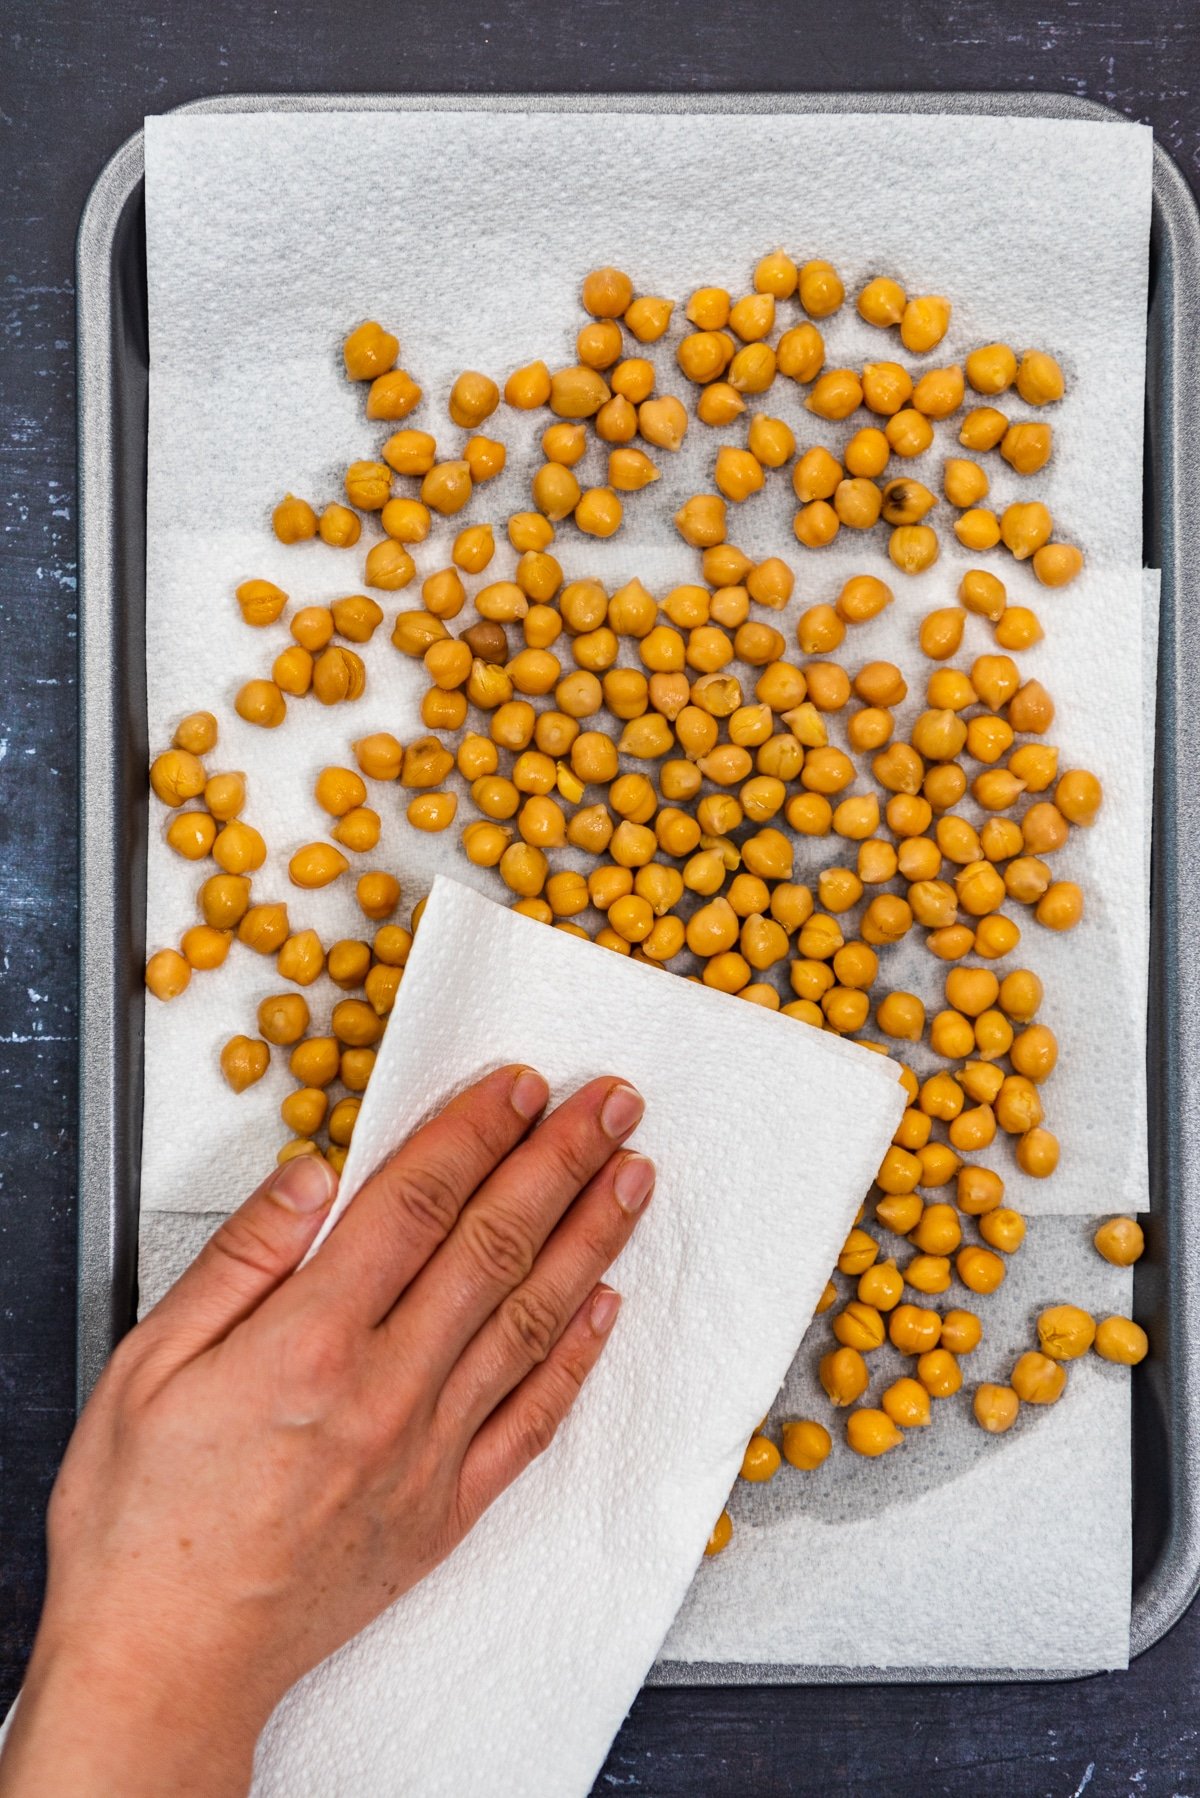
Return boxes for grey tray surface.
[77,89,1200,1685]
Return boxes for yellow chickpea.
[954,508,1002,550]
[715,446,766,503]
[888,1303,942,1355]
[149,748,206,807]
[974,1384,1021,1434]
[889,525,939,575]
[776,322,825,382]
[366,368,423,421]
[965,342,1016,394]
[798,259,844,318]
[819,1346,870,1408]
[1094,1317,1150,1365]
[1016,1126,1060,1178]
[862,361,913,416]
[1015,349,1065,406]
[237,904,289,955]
[220,1034,269,1093]
[857,275,906,327]
[675,494,726,547]
[1036,882,1084,931]
[639,394,689,450]
[1012,1351,1067,1405]
[901,295,950,353]
[272,493,319,542]
[912,365,964,419]
[782,1419,832,1470]
[1094,1217,1145,1267]
[845,1410,903,1458]
[806,368,863,421]
[944,458,989,508]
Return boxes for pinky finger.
[454,1285,621,1531]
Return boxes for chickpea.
[500,360,551,413]
[638,395,688,450]
[973,1384,1020,1434]
[856,275,906,327]
[900,294,950,353]
[1036,881,1084,931]
[235,578,287,627]
[715,446,766,504]
[917,1348,962,1399]
[198,873,250,930]
[674,493,726,549]
[781,1419,832,1471]
[806,368,863,421]
[876,991,925,1042]
[994,1074,1044,1135]
[978,1207,1026,1255]
[956,1245,1005,1296]
[1094,1217,1145,1267]
[1012,1351,1066,1406]
[909,1203,961,1257]
[272,493,319,543]
[238,904,289,954]
[257,992,309,1048]
[919,608,965,662]
[889,525,939,575]
[955,508,1002,550]
[1094,1316,1149,1365]
[1015,349,1065,406]
[577,319,625,371]
[912,364,964,419]
[1016,1126,1060,1178]
[943,458,989,508]
[343,319,399,381]
[836,574,893,625]
[219,1034,270,1094]
[365,367,423,420]
[889,1303,942,1355]
[165,811,216,861]
[180,924,231,972]
[819,1346,870,1408]
[767,321,820,384]
[276,928,326,986]
[846,1409,903,1458]
[905,1253,951,1295]
[861,893,914,947]
[327,939,371,990]
[357,871,401,921]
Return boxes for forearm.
[0,1631,265,1798]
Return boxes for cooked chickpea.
[1094,1217,1145,1267]
[943,458,989,508]
[974,1384,1020,1434]
[1094,1316,1149,1365]
[1036,881,1084,931]
[272,493,319,543]
[781,1419,832,1471]
[639,395,689,450]
[857,275,906,327]
[237,904,289,955]
[846,1409,903,1458]
[955,508,1002,550]
[889,1303,942,1355]
[737,1434,780,1484]
[806,368,863,421]
[819,1346,870,1408]
[219,1034,270,1094]
[1016,1126,1060,1178]
[900,294,950,353]
[1012,1351,1066,1404]
[356,871,401,920]
[888,525,939,575]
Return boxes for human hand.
[0,1067,652,1798]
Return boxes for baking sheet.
[135,108,1153,1675]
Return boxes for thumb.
[140,1153,339,1357]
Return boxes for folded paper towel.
[249,877,904,1797]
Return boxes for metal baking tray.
[76,91,1200,1681]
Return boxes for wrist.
[2,1621,270,1798]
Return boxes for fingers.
[298,1065,548,1325]
[138,1154,339,1359]
[384,1077,644,1390]
[436,1148,653,1438]
[455,1285,622,1533]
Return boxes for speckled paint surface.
[3,3,1200,1792]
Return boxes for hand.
[0,1067,652,1798]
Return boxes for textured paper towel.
[135,108,1154,1682]
[235,876,903,1796]
[141,108,1152,1221]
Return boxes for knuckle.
[518,1399,561,1460]
[538,1129,597,1194]
[208,1207,287,1283]
[501,1288,560,1364]
[465,1208,534,1286]
[283,1315,355,1403]
[390,1163,462,1242]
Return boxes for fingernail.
[269,1154,337,1215]
[511,1067,549,1120]
[590,1287,621,1335]
[600,1082,644,1140]
[614,1152,655,1215]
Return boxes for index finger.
[292,1064,549,1324]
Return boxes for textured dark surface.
[2,2,1199,1792]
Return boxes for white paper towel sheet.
[136,107,1154,1683]
[141,108,1153,1221]
[239,876,902,1797]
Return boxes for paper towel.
[140,108,1152,1220]
[237,876,903,1796]
[134,107,1154,1681]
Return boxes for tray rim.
[75,87,1200,1684]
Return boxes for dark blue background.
[3,4,1198,1791]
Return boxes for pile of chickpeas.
[145,255,1147,1550]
